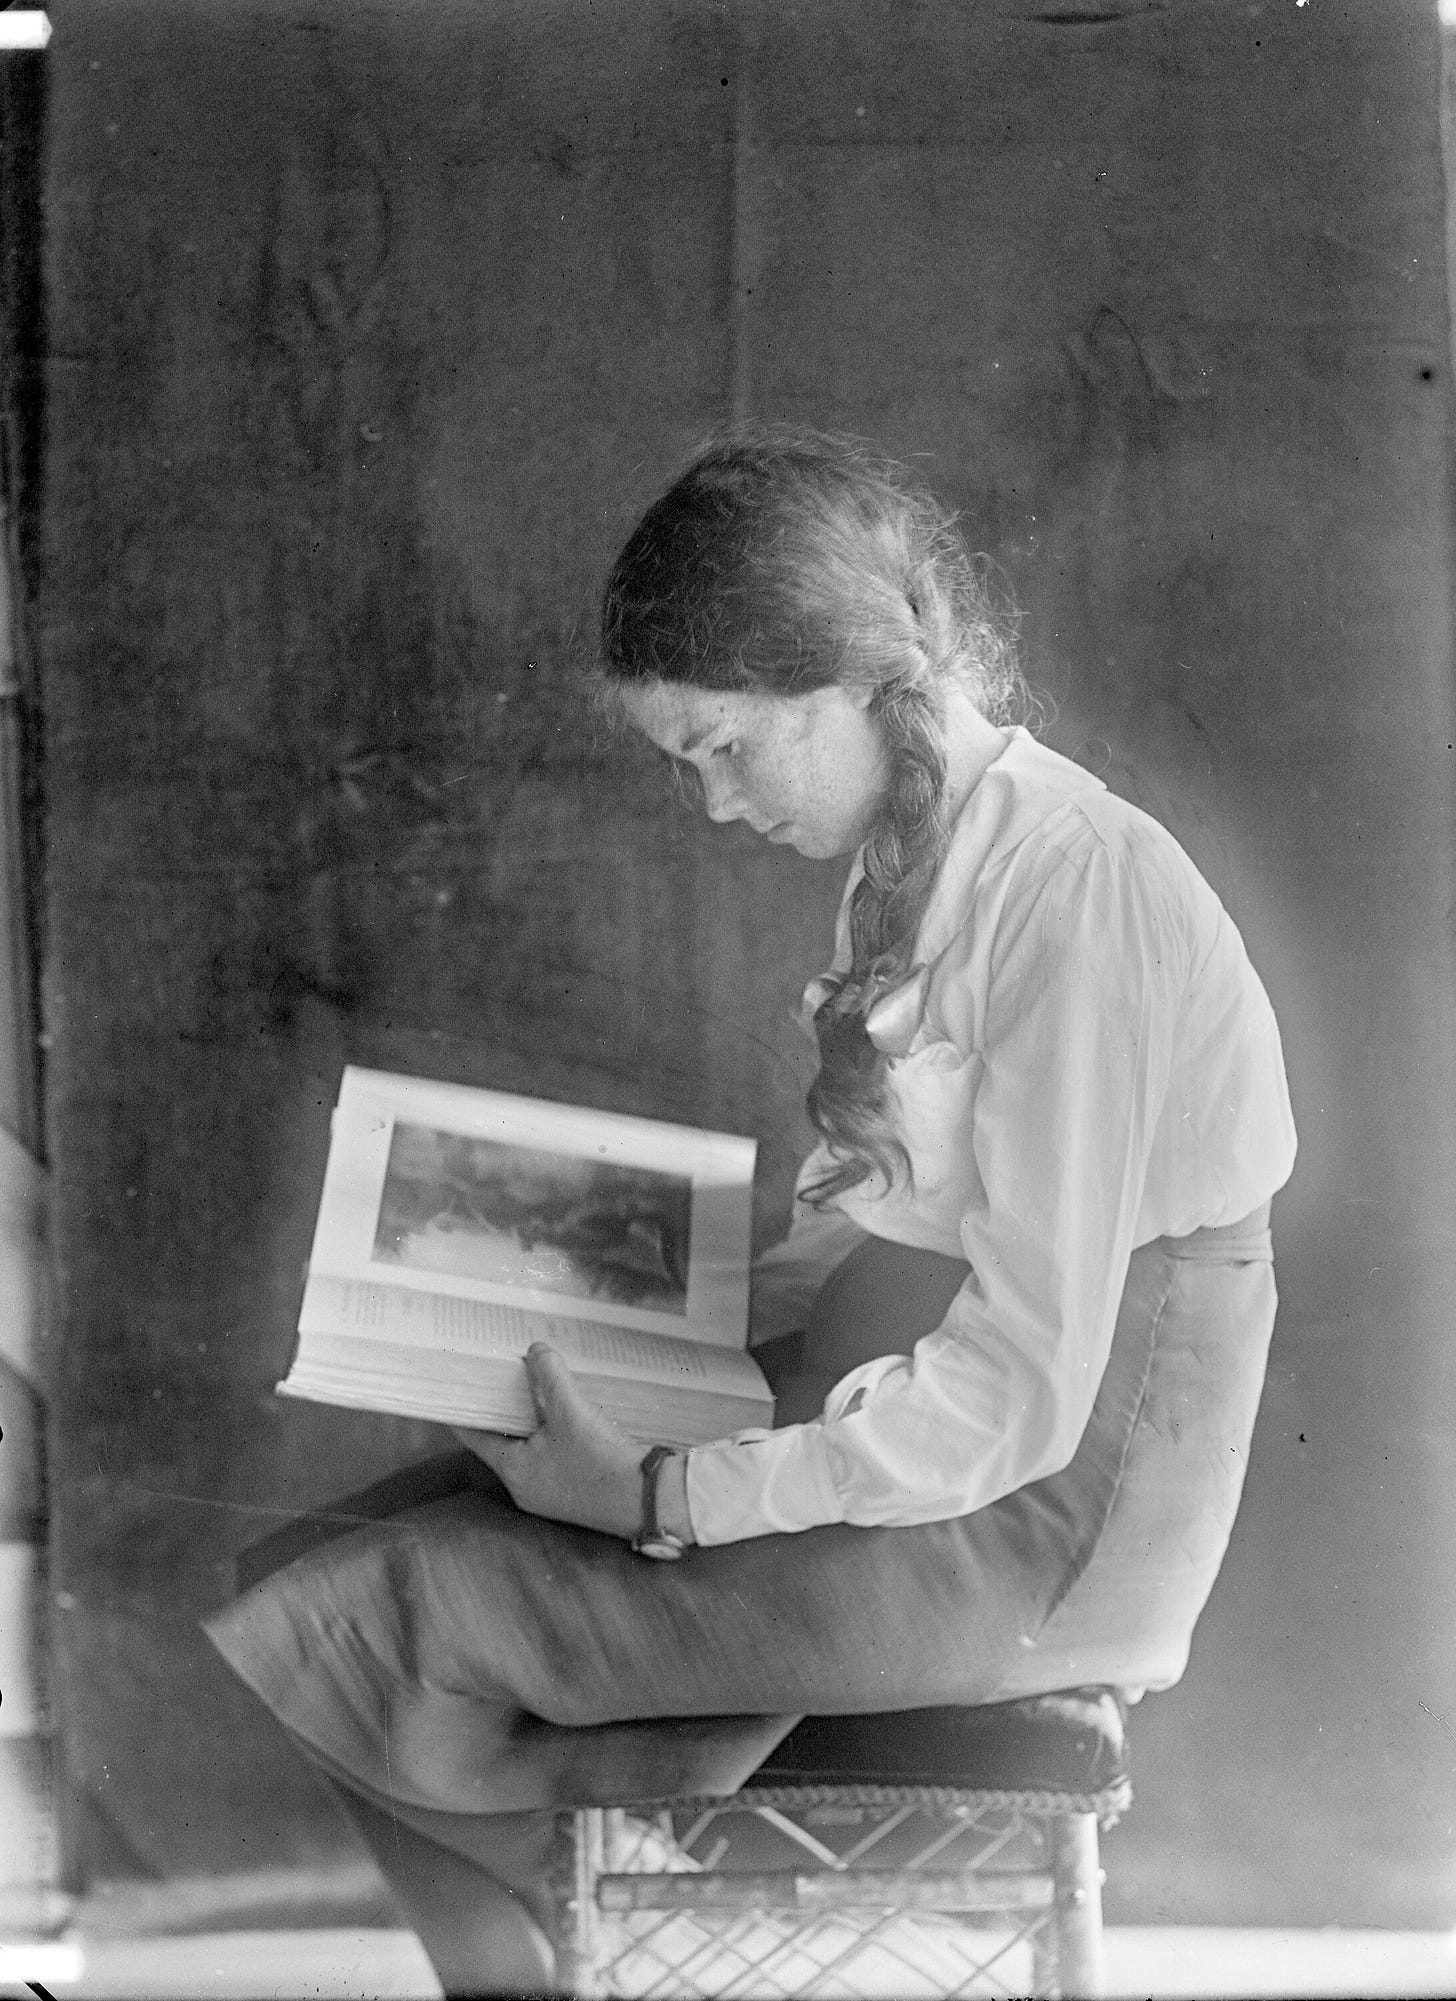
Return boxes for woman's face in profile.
[620,678,890,860]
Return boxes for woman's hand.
[455,1343,645,1540]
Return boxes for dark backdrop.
[35,0,1456,1926]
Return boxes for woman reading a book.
[207,429,1296,1991]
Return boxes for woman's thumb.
[523,1342,574,1426]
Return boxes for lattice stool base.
[552,1690,1130,1999]
[555,1782,1124,1999]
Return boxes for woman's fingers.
[453,1348,642,1539]
[453,1346,575,1465]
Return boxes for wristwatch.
[632,1443,688,1561]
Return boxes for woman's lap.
[204,1224,1275,1819]
[205,1460,1065,1814]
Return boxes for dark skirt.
[204,1209,1275,1827]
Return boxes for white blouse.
[684,729,1297,1546]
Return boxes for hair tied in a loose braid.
[598,424,1025,1201]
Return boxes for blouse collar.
[804,731,1107,1043]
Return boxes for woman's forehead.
[620,681,757,755]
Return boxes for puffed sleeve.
[684,830,1186,1544]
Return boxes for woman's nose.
[700,766,745,823]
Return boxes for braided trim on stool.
[666,1776,1133,1827]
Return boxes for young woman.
[207,429,1296,1991]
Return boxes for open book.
[278,1067,773,1447]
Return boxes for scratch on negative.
[1419,1701,1456,1744]
[121,1483,412,1531]
[383,1697,405,1864]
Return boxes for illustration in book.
[278,1067,773,1448]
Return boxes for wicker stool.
[552,1686,1129,1999]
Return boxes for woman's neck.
[940,689,1011,824]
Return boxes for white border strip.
[0,13,50,49]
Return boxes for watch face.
[636,1532,686,1561]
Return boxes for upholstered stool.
[552,1686,1129,1998]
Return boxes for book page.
[299,1273,769,1395]
[279,1332,773,1446]
[305,1069,755,1349]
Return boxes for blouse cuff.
[685,1425,847,1545]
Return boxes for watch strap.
[632,1443,687,1560]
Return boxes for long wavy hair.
[599,427,1024,1201]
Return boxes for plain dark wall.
[37,0,1456,1925]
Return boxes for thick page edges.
[283,1278,773,1446]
